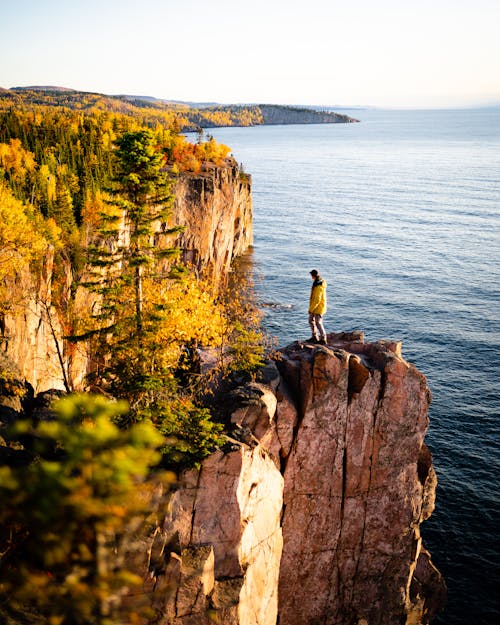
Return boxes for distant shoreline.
[0,86,360,128]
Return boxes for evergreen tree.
[82,129,181,343]
[110,130,182,340]
[78,131,225,465]
[51,176,77,232]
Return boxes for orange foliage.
[168,135,231,173]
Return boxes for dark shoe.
[318,338,327,345]
[306,337,319,343]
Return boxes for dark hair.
[310,269,319,277]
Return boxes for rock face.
[134,446,283,625]
[258,104,359,125]
[173,161,253,282]
[132,333,445,624]
[274,334,446,625]
[0,247,77,394]
[0,160,252,393]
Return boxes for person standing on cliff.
[308,269,327,345]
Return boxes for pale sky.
[1,0,499,108]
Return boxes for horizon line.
[4,84,500,112]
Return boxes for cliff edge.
[0,159,252,393]
[131,332,446,624]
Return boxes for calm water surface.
[207,108,500,625]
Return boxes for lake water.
[206,108,500,625]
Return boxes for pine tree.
[111,130,182,339]
[77,131,225,464]
[79,130,186,408]
[82,130,181,340]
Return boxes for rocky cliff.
[0,159,252,393]
[173,160,252,280]
[127,332,446,624]
[1,154,446,623]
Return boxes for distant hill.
[13,85,77,92]
[1,86,359,128]
[257,104,358,125]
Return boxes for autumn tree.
[0,394,170,625]
[0,181,51,312]
[0,138,36,197]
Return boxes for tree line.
[0,106,235,232]
[0,88,264,133]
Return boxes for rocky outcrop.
[0,330,445,622]
[173,160,252,281]
[0,159,252,393]
[273,333,446,625]
[129,332,445,624]
[153,447,284,625]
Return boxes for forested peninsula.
[0,86,359,129]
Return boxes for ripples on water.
[207,108,500,625]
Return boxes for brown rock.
[230,382,278,442]
[159,445,283,625]
[118,336,444,625]
[173,160,252,283]
[273,336,445,625]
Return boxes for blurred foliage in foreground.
[0,394,173,625]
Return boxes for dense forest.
[0,90,263,433]
[0,86,358,130]
[0,106,233,230]
[0,87,267,624]
[0,86,264,130]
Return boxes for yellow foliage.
[0,138,36,183]
[196,138,231,165]
[0,183,62,313]
[0,181,48,280]
[42,217,63,246]
[169,134,231,172]
[39,163,56,203]
[143,275,228,368]
[81,189,120,233]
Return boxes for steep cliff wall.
[0,159,252,393]
[258,104,359,125]
[173,161,252,280]
[274,334,446,625]
[138,333,445,624]
[0,247,78,395]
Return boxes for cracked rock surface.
[134,333,445,624]
[275,333,446,625]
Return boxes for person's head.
[310,269,319,280]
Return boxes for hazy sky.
[1,0,499,108]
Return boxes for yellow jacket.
[309,278,327,315]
